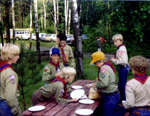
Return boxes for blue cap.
[49,48,60,55]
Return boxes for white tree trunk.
[12,0,15,43]
[43,0,46,29]
[68,8,71,34]
[64,0,68,34]
[56,0,59,24]
[41,10,43,29]
[29,0,33,49]
[71,0,84,79]
[53,0,57,34]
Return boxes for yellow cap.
[90,51,105,65]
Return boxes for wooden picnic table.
[22,80,101,116]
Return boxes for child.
[99,36,107,46]
[96,37,102,51]
[42,47,64,85]
[122,56,150,116]
[0,43,21,116]
[56,33,75,68]
[110,34,130,102]
[87,51,121,116]
[32,67,78,105]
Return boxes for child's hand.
[110,57,114,61]
[72,98,78,102]
[55,72,61,77]
[86,83,93,88]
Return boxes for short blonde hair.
[112,34,123,42]
[129,56,149,73]
[1,43,20,62]
[60,67,76,79]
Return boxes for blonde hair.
[1,43,20,62]
[129,56,149,73]
[112,34,123,42]
[60,67,76,79]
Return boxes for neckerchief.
[0,61,13,72]
[97,61,116,81]
[134,73,148,84]
[49,60,60,71]
[0,60,20,90]
[59,44,68,66]
[114,44,125,58]
[103,61,116,73]
[52,76,67,98]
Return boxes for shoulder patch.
[119,50,125,55]
[44,66,48,72]
[9,75,15,84]
[101,67,108,73]
[100,73,105,78]
[125,83,130,90]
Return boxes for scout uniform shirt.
[56,44,75,68]
[0,61,21,116]
[40,79,72,104]
[112,44,128,65]
[122,74,150,109]
[42,61,64,84]
[95,62,118,93]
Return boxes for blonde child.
[0,44,21,116]
[32,67,78,105]
[110,34,130,102]
[122,56,150,116]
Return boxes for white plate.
[28,105,45,112]
[70,89,85,99]
[75,109,93,115]
[79,99,94,104]
[71,85,83,89]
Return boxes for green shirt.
[96,65,118,93]
[40,82,72,104]
[42,63,64,84]
[0,68,21,116]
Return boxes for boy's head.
[60,67,76,83]
[1,43,20,62]
[49,48,60,63]
[57,33,67,47]
[112,34,123,47]
[90,51,106,67]
[129,56,149,74]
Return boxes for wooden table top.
[22,80,101,116]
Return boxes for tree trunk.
[29,0,33,50]
[41,10,43,29]
[64,0,69,34]
[68,8,71,34]
[71,0,84,79]
[107,2,111,47]
[56,0,59,24]
[0,3,1,21]
[12,0,15,44]
[34,0,41,64]
[43,0,46,29]
[53,0,57,34]
[5,1,10,43]
[21,1,24,28]
[0,3,4,46]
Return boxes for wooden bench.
[22,80,101,116]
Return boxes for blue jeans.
[132,108,150,116]
[102,92,122,116]
[0,100,14,116]
[118,64,130,101]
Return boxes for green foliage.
[0,21,4,34]
[13,43,45,110]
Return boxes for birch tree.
[29,0,33,50]
[64,0,69,34]
[71,0,84,79]
[56,0,59,24]
[53,0,57,34]
[41,10,43,29]
[43,0,46,29]
[0,3,4,46]
[68,8,71,34]
[34,0,41,63]
[12,0,15,44]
